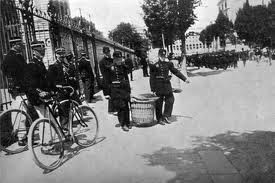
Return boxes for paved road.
[1,61,275,183]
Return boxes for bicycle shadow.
[43,136,106,174]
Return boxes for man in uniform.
[48,47,78,128]
[99,47,112,97]
[65,52,79,96]
[140,56,149,77]
[99,46,115,113]
[1,40,26,95]
[78,50,95,102]
[150,49,190,125]
[24,40,53,150]
[106,51,131,131]
[125,54,134,81]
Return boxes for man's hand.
[39,91,49,98]
[185,79,190,84]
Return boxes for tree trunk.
[180,35,188,77]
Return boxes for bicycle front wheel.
[72,105,99,147]
[0,109,32,154]
[28,118,64,170]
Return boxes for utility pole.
[88,14,92,32]
[162,31,166,49]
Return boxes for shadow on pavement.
[142,130,275,183]
[133,120,159,128]
[188,69,232,78]
[43,136,106,174]
[89,95,104,103]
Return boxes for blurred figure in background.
[78,50,95,103]
[125,54,134,81]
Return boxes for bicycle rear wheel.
[28,118,64,170]
[0,109,32,154]
[71,105,99,147]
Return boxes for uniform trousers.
[155,92,175,121]
[110,83,130,127]
[81,78,94,102]
[117,101,130,127]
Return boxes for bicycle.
[27,85,99,170]
[0,94,32,154]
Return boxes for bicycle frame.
[39,97,87,146]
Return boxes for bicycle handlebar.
[56,85,75,97]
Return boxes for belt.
[155,76,165,79]
[155,76,171,80]
[112,80,128,84]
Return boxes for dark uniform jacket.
[78,57,94,81]
[106,63,131,108]
[125,58,133,72]
[150,60,187,95]
[99,56,113,96]
[24,57,48,106]
[48,61,68,89]
[48,60,78,87]
[1,50,26,91]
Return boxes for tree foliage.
[235,2,272,47]
[72,16,103,36]
[142,0,201,53]
[108,22,150,57]
[142,0,177,48]
[199,24,219,47]
[215,11,234,46]
[199,11,233,47]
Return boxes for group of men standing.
[98,47,190,131]
[2,40,190,134]
[1,40,96,146]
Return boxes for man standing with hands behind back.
[125,54,134,81]
[149,49,190,125]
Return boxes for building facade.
[168,32,221,56]
[218,0,271,22]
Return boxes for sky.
[69,0,220,37]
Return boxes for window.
[193,44,196,49]
[196,44,199,49]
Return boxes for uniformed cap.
[9,37,24,48]
[66,52,74,59]
[79,49,87,56]
[55,47,66,55]
[113,51,122,58]
[158,49,166,57]
[31,40,45,50]
[103,46,110,53]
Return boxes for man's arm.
[168,62,187,82]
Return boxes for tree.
[142,0,201,71]
[176,0,201,57]
[235,1,271,47]
[199,23,218,48]
[108,22,149,57]
[215,11,234,47]
[199,11,233,49]
[142,0,177,49]
[72,16,103,36]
